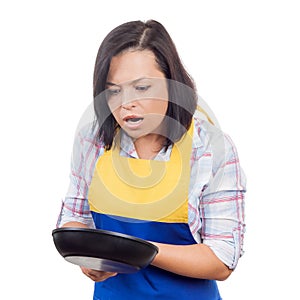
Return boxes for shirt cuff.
[203,229,243,270]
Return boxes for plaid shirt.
[57,117,246,269]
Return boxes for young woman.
[57,20,246,299]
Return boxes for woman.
[57,20,246,299]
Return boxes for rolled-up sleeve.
[200,133,246,269]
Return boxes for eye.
[135,85,151,92]
[106,88,121,98]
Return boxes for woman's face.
[106,50,168,139]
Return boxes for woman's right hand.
[80,266,118,282]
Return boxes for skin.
[63,49,232,282]
[106,49,169,159]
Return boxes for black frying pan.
[52,227,158,273]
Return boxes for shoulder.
[75,121,103,147]
[192,116,237,151]
[72,121,106,164]
[191,116,242,171]
[192,116,246,193]
[192,116,224,151]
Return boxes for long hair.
[93,20,197,150]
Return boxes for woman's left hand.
[80,266,118,282]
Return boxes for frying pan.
[52,227,158,273]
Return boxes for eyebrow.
[106,77,149,87]
[106,82,119,87]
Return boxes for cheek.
[144,99,168,114]
[162,101,168,114]
[111,108,122,124]
[155,100,168,116]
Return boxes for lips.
[121,115,144,130]
[123,115,144,123]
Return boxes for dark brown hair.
[93,20,197,150]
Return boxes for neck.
[134,134,166,159]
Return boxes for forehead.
[107,50,165,84]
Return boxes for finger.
[80,267,117,282]
[91,271,117,282]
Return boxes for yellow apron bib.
[88,123,193,223]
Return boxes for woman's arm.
[62,221,89,228]
[151,242,232,281]
[158,123,245,281]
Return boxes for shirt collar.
[119,130,172,160]
[118,118,203,160]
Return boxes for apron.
[88,124,221,300]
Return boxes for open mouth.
[126,117,143,123]
[124,116,144,124]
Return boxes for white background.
[1,0,299,298]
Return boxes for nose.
[121,101,136,110]
[120,88,136,110]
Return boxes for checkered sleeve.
[56,123,102,228]
[200,132,246,269]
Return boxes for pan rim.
[52,227,158,251]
